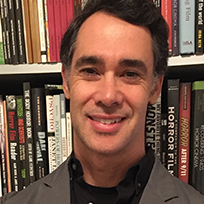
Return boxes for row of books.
[0,82,73,196]
[0,0,88,65]
[145,79,204,195]
[152,0,203,56]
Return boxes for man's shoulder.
[141,156,204,203]
[0,158,71,204]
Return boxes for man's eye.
[81,68,98,75]
[123,71,139,78]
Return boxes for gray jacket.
[0,156,204,203]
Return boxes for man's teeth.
[92,118,122,124]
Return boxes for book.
[0,13,4,64]
[37,0,47,62]
[8,0,19,64]
[66,112,72,156]
[16,95,26,190]
[195,0,204,54]
[21,0,33,63]
[14,0,26,64]
[60,93,67,162]
[190,81,204,194]
[179,0,195,54]
[60,0,68,37]
[172,0,179,56]
[31,88,49,180]
[67,0,74,27]
[161,113,167,167]
[161,0,172,55]
[178,83,191,183]
[23,82,35,186]
[47,0,57,62]
[28,0,41,63]
[167,79,180,177]
[0,96,7,195]
[6,95,20,192]
[145,94,161,160]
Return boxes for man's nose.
[93,76,123,107]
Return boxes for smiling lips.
[88,115,125,133]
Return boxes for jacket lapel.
[139,157,179,204]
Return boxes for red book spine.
[178,83,191,183]
[47,0,57,62]
[161,0,172,55]
[60,0,68,36]
[67,0,74,27]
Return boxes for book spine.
[178,83,191,183]
[53,94,62,167]
[8,0,19,64]
[145,94,161,160]
[60,93,67,162]
[6,95,19,192]
[179,0,195,54]
[66,112,72,156]
[21,0,33,63]
[16,95,26,190]
[53,0,61,62]
[47,0,57,62]
[60,0,68,36]
[46,94,57,173]
[0,13,5,64]
[172,0,179,56]
[161,113,167,167]
[23,82,35,186]
[28,0,41,63]
[167,79,180,177]
[3,100,11,193]
[0,0,8,64]
[161,0,172,55]
[0,96,7,195]
[67,0,74,26]
[190,81,204,193]
[14,0,26,64]
[43,0,50,62]
[31,88,49,180]
[38,0,47,62]
[3,0,12,64]
[195,0,204,54]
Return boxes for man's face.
[62,12,163,156]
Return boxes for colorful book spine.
[172,0,179,56]
[0,13,4,64]
[178,83,191,183]
[31,88,49,180]
[161,0,172,55]
[60,0,68,36]
[6,95,20,192]
[23,82,35,186]
[195,0,204,54]
[67,0,74,26]
[167,79,180,177]
[0,96,7,195]
[16,95,26,190]
[179,0,195,54]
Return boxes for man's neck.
[74,147,145,187]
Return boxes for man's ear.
[61,65,70,99]
[149,76,164,104]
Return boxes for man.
[1,0,204,203]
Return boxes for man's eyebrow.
[74,56,105,67]
[119,59,148,73]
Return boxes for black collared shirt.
[68,147,155,204]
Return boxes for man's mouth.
[89,117,124,124]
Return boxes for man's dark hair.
[60,0,169,77]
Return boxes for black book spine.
[14,0,26,63]
[195,0,204,54]
[167,79,180,177]
[6,95,20,192]
[8,0,18,64]
[16,95,26,190]
[31,88,48,180]
[23,82,35,186]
